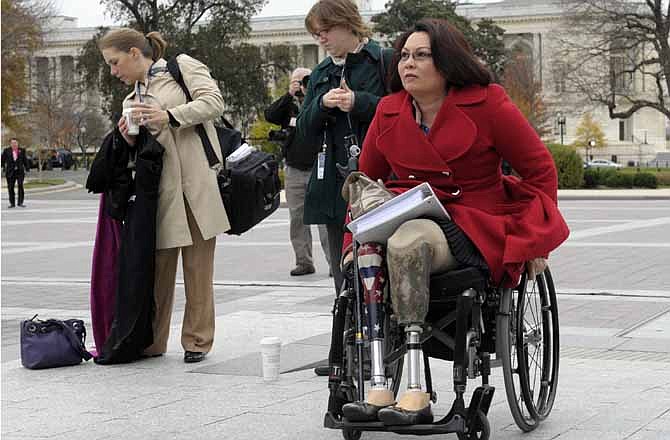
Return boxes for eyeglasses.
[399,50,433,63]
[312,27,332,39]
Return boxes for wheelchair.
[323,260,560,440]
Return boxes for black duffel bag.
[167,56,280,235]
[221,150,281,235]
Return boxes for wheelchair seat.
[429,266,488,300]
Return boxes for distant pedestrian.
[265,68,332,277]
[2,138,30,208]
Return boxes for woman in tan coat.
[98,29,230,363]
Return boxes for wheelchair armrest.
[429,267,488,300]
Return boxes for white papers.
[346,182,450,244]
[225,143,256,166]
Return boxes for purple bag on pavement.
[20,315,93,369]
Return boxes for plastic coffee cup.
[260,337,281,382]
[122,108,140,135]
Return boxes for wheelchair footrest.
[324,411,467,435]
[467,385,495,416]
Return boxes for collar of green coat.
[313,40,382,72]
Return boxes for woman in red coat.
[340,19,569,425]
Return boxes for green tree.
[1,0,51,131]
[573,112,606,160]
[371,0,507,78]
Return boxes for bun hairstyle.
[98,28,167,61]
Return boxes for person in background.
[2,138,31,208]
[98,28,229,363]
[264,68,332,277]
[295,0,390,293]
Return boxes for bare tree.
[1,0,54,131]
[24,61,80,174]
[556,0,669,120]
[502,50,551,138]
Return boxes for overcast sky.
[55,0,500,27]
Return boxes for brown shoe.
[290,265,315,276]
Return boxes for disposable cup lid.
[260,337,281,346]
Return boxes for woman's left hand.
[336,80,355,112]
[131,102,169,128]
[526,257,547,280]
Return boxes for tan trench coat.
[124,54,230,249]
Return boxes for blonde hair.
[305,0,371,39]
[98,28,167,61]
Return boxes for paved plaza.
[2,180,670,439]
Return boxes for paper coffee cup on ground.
[260,337,281,382]
[122,108,140,135]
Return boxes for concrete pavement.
[2,190,670,439]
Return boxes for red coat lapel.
[377,87,487,170]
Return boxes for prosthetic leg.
[341,243,395,422]
[377,228,436,425]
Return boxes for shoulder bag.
[20,315,92,369]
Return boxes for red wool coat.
[344,85,570,286]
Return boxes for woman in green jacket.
[295,0,390,293]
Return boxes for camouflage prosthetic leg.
[377,231,434,425]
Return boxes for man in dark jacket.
[265,68,331,276]
[2,138,31,208]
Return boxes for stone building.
[14,0,670,162]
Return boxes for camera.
[343,134,360,157]
[268,128,290,142]
[301,75,310,88]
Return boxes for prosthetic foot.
[342,388,394,422]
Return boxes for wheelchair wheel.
[342,428,362,440]
[497,268,560,431]
[457,409,490,440]
[517,268,560,421]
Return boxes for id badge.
[317,152,326,180]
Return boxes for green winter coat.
[295,40,391,225]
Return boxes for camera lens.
[301,75,310,87]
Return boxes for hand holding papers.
[346,182,450,244]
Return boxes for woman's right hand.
[341,250,354,282]
[117,114,136,146]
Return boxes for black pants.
[326,222,345,295]
[6,174,25,206]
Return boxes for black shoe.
[290,265,315,276]
[314,364,330,376]
[377,404,433,425]
[18,204,25,208]
[184,351,207,363]
[7,205,15,209]
[342,401,387,422]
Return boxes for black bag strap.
[378,47,393,94]
[166,55,226,170]
[34,316,92,361]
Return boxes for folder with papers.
[346,182,450,244]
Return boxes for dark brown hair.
[305,0,371,39]
[98,28,167,61]
[388,19,492,93]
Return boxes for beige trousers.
[144,201,217,355]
